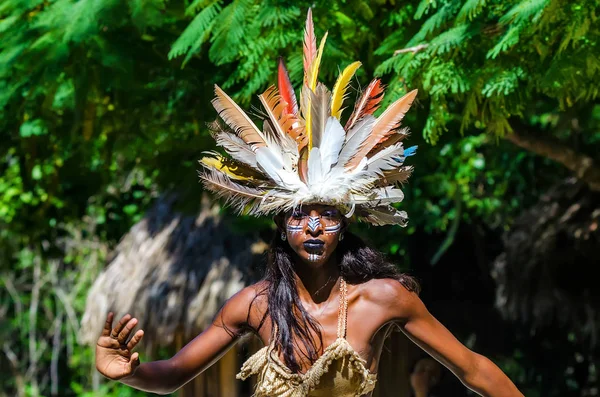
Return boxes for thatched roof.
[492,178,600,344]
[80,194,268,351]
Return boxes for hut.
[80,194,268,396]
[80,193,421,396]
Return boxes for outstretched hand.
[96,312,145,380]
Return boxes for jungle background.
[1,0,599,396]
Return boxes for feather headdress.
[199,9,418,226]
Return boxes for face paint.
[283,205,343,266]
[307,253,322,262]
[307,216,321,232]
[324,222,341,234]
[287,224,303,234]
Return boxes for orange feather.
[345,79,385,130]
[345,89,417,170]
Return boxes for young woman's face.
[282,205,344,267]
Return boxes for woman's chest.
[253,302,390,374]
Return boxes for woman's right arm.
[96,285,260,395]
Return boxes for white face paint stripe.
[287,224,303,234]
[307,216,321,232]
[324,223,341,234]
[308,253,322,262]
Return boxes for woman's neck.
[293,256,340,305]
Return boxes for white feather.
[345,115,374,140]
[362,205,409,226]
[307,147,323,187]
[335,115,375,169]
[353,186,405,205]
[365,143,405,175]
[256,147,284,184]
[213,131,259,169]
[256,147,307,193]
[319,117,345,173]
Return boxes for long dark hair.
[259,229,419,372]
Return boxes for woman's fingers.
[102,312,114,336]
[126,330,144,351]
[110,314,132,339]
[129,352,141,372]
[117,318,138,344]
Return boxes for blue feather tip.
[404,145,418,157]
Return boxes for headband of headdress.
[199,9,417,226]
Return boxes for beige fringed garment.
[237,279,377,396]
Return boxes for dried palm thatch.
[492,178,600,345]
[79,194,268,352]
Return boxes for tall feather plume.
[303,8,317,84]
[308,33,328,91]
[345,89,417,170]
[278,58,298,115]
[309,83,331,149]
[331,61,361,120]
[212,85,267,150]
[305,32,328,150]
[345,79,385,131]
[201,9,419,226]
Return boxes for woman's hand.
[96,312,145,381]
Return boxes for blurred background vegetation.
[1,0,599,396]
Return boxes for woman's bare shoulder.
[355,278,418,318]
[216,281,270,332]
[226,280,269,310]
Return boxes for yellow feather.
[308,32,328,91]
[200,155,261,181]
[331,61,361,120]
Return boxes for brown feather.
[366,128,409,158]
[199,169,269,214]
[212,85,266,150]
[259,85,306,153]
[310,83,331,149]
[375,166,414,187]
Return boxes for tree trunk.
[505,128,600,191]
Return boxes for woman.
[95,10,523,397]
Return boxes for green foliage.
[376,0,600,143]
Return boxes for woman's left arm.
[375,280,523,397]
